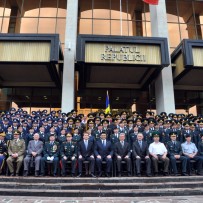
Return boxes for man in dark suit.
[132,132,151,177]
[94,132,113,177]
[77,132,96,177]
[23,133,43,176]
[114,132,131,177]
[166,132,188,176]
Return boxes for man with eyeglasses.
[167,132,188,176]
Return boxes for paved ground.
[0,196,203,203]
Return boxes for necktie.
[121,141,124,148]
[139,141,142,148]
[85,140,88,150]
[103,140,106,147]
[173,141,176,147]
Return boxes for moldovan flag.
[105,91,111,114]
[143,0,159,5]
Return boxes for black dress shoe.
[77,173,82,177]
[61,174,66,177]
[128,173,132,177]
[146,174,152,177]
[71,173,75,177]
[35,171,39,177]
[137,173,141,177]
[53,173,57,177]
[16,173,19,177]
[182,173,188,176]
[10,173,14,176]
[39,173,45,177]
[118,172,121,177]
[90,173,96,178]
[174,173,178,176]
[105,173,110,177]
[163,172,168,176]
[154,172,158,177]
[23,171,28,177]
[98,172,102,177]
[197,172,202,175]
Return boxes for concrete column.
[61,0,78,112]
[8,6,23,33]
[132,10,143,36]
[150,0,175,114]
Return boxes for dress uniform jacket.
[7,139,25,174]
[43,141,60,158]
[60,141,77,158]
[8,139,25,157]
[60,141,77,175]
[40,141,60,175]
[0,140,7,171]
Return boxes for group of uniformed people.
[0,108,203,177]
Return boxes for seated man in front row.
[132,132,151,177]
[23,133,43,177]
[7,131,25,176]
[181,134,203,175]
[94,131,113,177]
[167,132,188,176]
[149,132,169,176]
[40,134,59,177]
[114,132,131,177]
[77,132,96,177]
[60,133,77,177]
[0,132,7,174]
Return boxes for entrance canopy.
[0,34,63,88]
[172,39,203,91]
[76,35,170,109]
[76,35,170,91]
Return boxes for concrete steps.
[0,176,202,197]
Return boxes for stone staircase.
[0,176,203,197]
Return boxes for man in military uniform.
[60,133,77,177]
[6,131,25,176]
[0,132,7,174]
[167,132,188,176]
[40,134,60,176]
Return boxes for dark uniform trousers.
[61,157,76,174]
[184,155,203,174]
[40,142,59,175]
[152,155,170,173]
[40,157,59,175]
[167,141,187,174]
[169,155,187,174]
